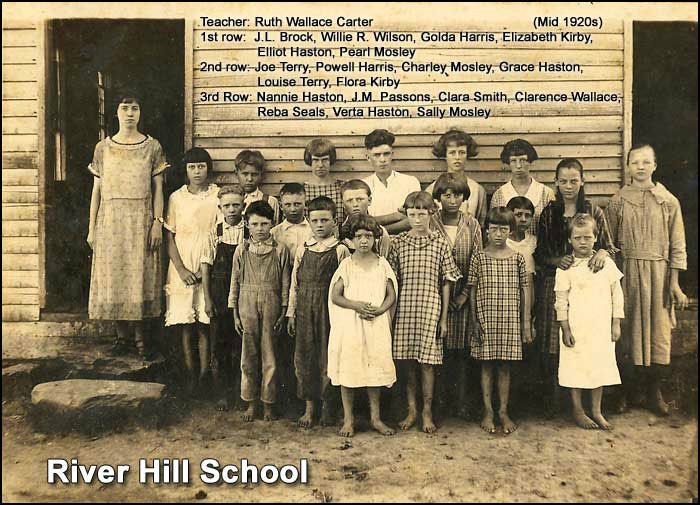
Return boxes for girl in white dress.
[164,148,220,394]
[555,214,624,430]
[327,214,398,437]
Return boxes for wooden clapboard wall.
[191,19,625,205]
[2,20,42,321]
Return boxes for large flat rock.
[30,379,168,433]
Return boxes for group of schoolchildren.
[150,128,688,438]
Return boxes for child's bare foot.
[499,412,518,435]
[339,421,354,437]
[216,397,230,412]
[480,412,496,434]
[398,409,417,431]
[370,419,395,436]
[241,404,255,422]
[263,404,276,421]
[422,412,438,434]
[592,413,613,430]
[297,412,314,428]
[573,409,598,429]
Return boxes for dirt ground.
[2,396,697,503]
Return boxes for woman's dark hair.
[500,139,539,164]
[244,200,275,222]
[432,129,479,159]
[486,206,516,231]
[346,213,382,254]
[554,158,587,211]
[364,129,395,149]
[308,195,337,218]
[304,138,337,166]
[181,147,213,179]
[432,172,471,202]
[110,92,144,135]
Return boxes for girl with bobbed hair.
[302,138,345,226]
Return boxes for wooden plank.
[2,236,39,253]
[2,253,39,271]
[2,116,37,134]
[193,48,624,68]
[194,116,623,137]
[1,190,38,204]
[36,18,47,308]
[193,66,623,87]
[1,270,39,288]
[184,17,194,150]
[193,19,624,33]
[205,144,622,161]
[195,132,623,149]
[193,33,623,50]
[193,101,622,121]
[213,157,622,173]
[1,290,39,306]
[2,62,38,81]
[622,20,633,178]
[1,46,37,64]
[2,152,38,169]
[1,98,37,116]
[1,168,38,185]
[2,81,37,99]
[1,220,38,237]
[1,28,38,47]
[1,205,39,220]
[2,305,40,322]
[192,80,623,104]
[1,134,37,152]
[2,21,36,30]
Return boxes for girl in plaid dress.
[389,191,462,434]
[431,174,483,418]
[468,207,532,435]
[302,138,345,228]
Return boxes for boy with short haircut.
[271,183,313,259]
[229,200,292,422]
[506,196,537,327]
[287,196,351,428]
[202,184,246,411]
[339,179,392,257]
[235,149,281,224]
[361,129,421,234]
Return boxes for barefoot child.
[287,196,350,428]
[468,207,532,434]
[164,148,220,394]
[606,143,688,416]
[201,184,246,410]
[339,179,392,257]
[235,150,281,225]
[534,158,616,416]
[228,201,292,421]
[556,214,624,430]
[389,191,462,434]
[328,214,398,437]
[431,173,483,419]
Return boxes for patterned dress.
[606,183,687,366]
[490,178,555,236]
[304,180,345,227]
[534,199,616,356]
[388,232,462,365]
[88,135,168,320]
[468,251,528,361]
[433,212,483,350]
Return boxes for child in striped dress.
[468,207,531,435]
[431,173,483,419]
[388,191,462,434]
